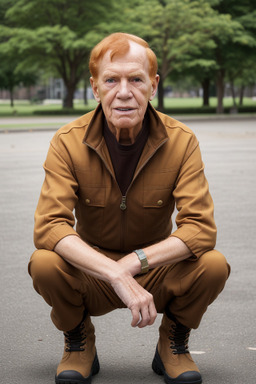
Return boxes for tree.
[3,0,116,108]
[211,0,256,113]
[227,2,256,107]
[0,58,18,107]
[0,52,38,106]
[0,0,38,106]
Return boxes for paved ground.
[0,113,255,132]
[1,116,256,384]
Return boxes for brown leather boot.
[152,313,202,384]
[55,313,100,384]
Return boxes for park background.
[0,0,256,118]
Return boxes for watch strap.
[134,249,149,274]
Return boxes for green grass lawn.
[151,97,256,109]
[0,97,255,116]
[0,99,98,116]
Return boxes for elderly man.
[29,33,230,384]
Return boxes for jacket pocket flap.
[143,189,170,208]
[79,187,106,207]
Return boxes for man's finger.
[137,305,151,328]
[147,300,157,325]
[138,302,157,328]
[130,308,141,327]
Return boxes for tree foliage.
[0,0,255,112]
[0,0,39,106]
[210,0,256,112]
[1,0,116,108]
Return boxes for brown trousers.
[28,249,230,332]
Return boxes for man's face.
[90,42,159,143]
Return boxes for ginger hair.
[89,32,158,82]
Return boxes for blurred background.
[0,0,255,118]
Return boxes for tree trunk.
[202,78,210,106]
[10,87,14,107]
[230,81,237,107]
[216,69,225,114]
[63,84,76,109]
[27,86,32,102]
[239,85,245,106]
[157,76,165,112]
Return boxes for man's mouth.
[115,108,134,111]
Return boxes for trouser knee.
[169,250,230,329]
[28,249,85,330]
[182,249,231,309]
[29,249,67,295]
[28,249,84,296]
[199,250,231,292]
[29,249,55,285]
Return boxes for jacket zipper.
[85,138,168,252]
[120,195,127,251]
[120,196,127,211]
[85,142,127,250]
[118,138,168,251]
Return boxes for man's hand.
[54,235,191,329]
[54,236,157,328]
[110,269,157,328]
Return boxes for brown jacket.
[34,104,216,258]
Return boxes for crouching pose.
[29,33,230,384]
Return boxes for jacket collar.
[82,104,105,149]
[83,103,169,179]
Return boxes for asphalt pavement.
[0,115,256,384]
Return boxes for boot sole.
[55,352,100,384]
[152,347,202,384]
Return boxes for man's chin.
[110,118,136,130]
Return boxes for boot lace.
[169,322,190,355]
[64,320,86,352]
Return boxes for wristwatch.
[134,249,149,274]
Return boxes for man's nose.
[117,79,132,98]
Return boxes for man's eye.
[133,78,142,82]
[106,78,115,83]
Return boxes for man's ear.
[149,74,160,101]
[90,77,101,103]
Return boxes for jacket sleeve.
[34,138,80,250]
[170,134,217,258]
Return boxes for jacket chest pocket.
[142,167,177,208]
[75,166,108,244]
[75,167,107,207]
[138,169,176,243]
[76,186,107,245]
[135,187,174,247]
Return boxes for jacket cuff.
[46,224,80,250]
[170,226,215,259]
